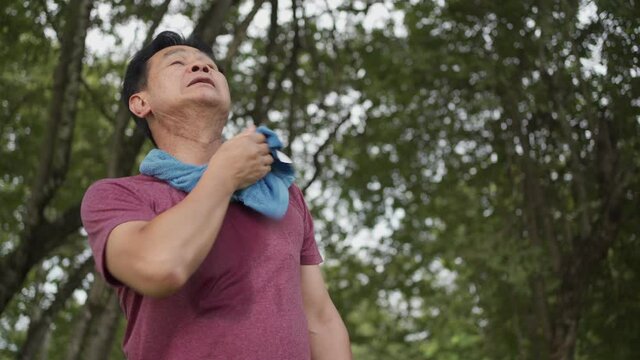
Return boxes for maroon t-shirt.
[80,175,323,360]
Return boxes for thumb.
[240,123,256,136]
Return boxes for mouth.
[187,77,215,87]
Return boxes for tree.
[1,0,638,358]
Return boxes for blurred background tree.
[0,0,638,359]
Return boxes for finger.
[239,124,256,137]
[264,154,274,164]
[251,133,267,143]
[259,143,270,155]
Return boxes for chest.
[206,203,305,272]
[148,188,306,304]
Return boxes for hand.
[208,125,273,190]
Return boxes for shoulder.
[81,175,167,214]
[85,174,162,191]
[84,175,149,200]
[288,183,306,205]
[288,183,312,217]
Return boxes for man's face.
[141,45,231,118]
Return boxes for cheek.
[162,76,181,90]
[152,78,181,101]
[215,72,228,86]
[219,77,231,96]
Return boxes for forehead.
[148,45,212,66]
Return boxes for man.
[81,31,351,360]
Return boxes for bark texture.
[0,0,93,314]
[18,259,93,359]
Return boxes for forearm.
[108,168,235,296]
[308,308,352,360]
[139,169,234,275]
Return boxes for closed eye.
[170,61,184,66]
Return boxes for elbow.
[133,262,190,298]
[105,224,192,297]
[307,305,338,333]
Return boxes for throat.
[150,113,226,165]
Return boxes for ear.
[129,92,152,118]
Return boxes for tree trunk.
[19,259,93,359]
[549,115,627,360]
[37,327,52,360]
[0,0,93,313]
[65,276,110,360]
[64,298,92,360]
[78,292,122,360]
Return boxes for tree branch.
[191,0,235,46]
[147,0,172,40]
[251,0,279,125]
[223,0,268,70]
[81,78,116,124]
[302,110,351,194]
[286,0,302,147]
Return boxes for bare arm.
[105,129,272,297]
[301,265,352,360]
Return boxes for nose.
[190,62,209,73]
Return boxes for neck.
[149,108,228,165]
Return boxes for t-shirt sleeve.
[290,185,323,265]
[80,179,156,286]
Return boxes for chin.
[188,93,226,106]
[198,98,231,117]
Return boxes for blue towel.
[139,126,295,219]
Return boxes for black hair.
[121,31,217,146]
